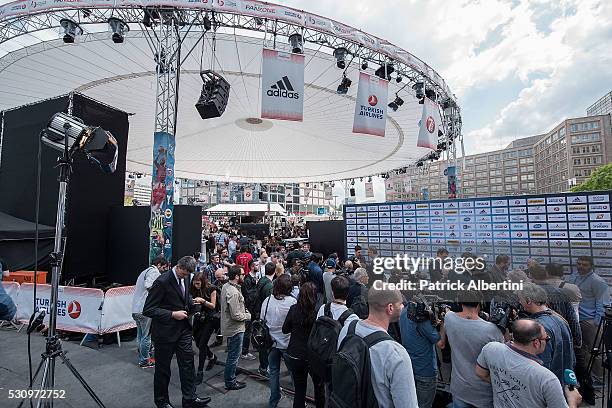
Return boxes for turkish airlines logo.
[267,76,300,99]
[368,95,378,106]
[426,116,436,133]
[68,301,81,319]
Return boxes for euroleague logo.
[68,300,81,319]
[368,95,378,106]
[426,116,436,133]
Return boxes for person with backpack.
[332,288,418,408]
[260,274,297,408]
[347,268,369,319]
[282,282,325,408]
[309,276,358,403]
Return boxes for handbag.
[251,296,273,351]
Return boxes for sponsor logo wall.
[344,191,612,281]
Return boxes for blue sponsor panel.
[344,191,612,277]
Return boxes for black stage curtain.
[307,220,346,261]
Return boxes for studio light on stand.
[23,112,117,408]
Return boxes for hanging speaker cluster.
[195,70,230,119]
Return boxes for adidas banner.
[261,48,304,121]
[353,72,389,137]
[417,97,443,150]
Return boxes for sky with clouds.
[1,0,611,202]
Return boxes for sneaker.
[240,353,256,361]
[224,382,246,391]
[257,367,269,378]
[139,361,154,369]
[148,357,156,365]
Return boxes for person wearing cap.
[322,259,337,303]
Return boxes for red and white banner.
[385,180,396,194]
[365,182,374,198]
[220,186,230,202]
[100,286,136,334]
[2,281,19,304]
[244,187,254,202]
[403,179,413,192]
[16,283,104,334]
[261,48,304,121]
[352,72,388,137]
[324,185,333,201]
[417,97,443,150]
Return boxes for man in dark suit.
[143,256,212,408]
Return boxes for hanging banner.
[124,178,135,206]
[285,191,293,202]
[244,187,254,202]
[365,182,374,198]
[261,48,305,121]
[352,72,389,137]
[417,97,443,150]
[220,186,230,202]
[446,166,457,199]
[324,185,333,201]
[150,131,175,262]
[422,187,430,201]
[385,180,395,194]
[199,193,209,204]
[403,179,412,192]
[304,184,311,198]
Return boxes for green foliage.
[571,163,612,192]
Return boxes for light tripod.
[586,306,612,408]
[18,112,117,408]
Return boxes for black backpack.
[329,319,392,408]
[350,295,369,319]
[251,296,273,351]
[307,303,353,381]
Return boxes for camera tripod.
[586,307,612,408]
[17,124,105,408]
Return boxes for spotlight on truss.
[288,33,303,54]
[388,95,404,112]
[336,75,352,95]
[108,17,129,44]
[333,47,349,69]
[374,63,394,80]
[60,19,83,44]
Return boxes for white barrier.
[16,283,104,334]
[100,286,136,334]
[2,281,20,303]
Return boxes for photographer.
[476,319,582,408]
[307,253,325,297]
[399,297,443,408]
[440,291,503,408]
[517,283,575,384]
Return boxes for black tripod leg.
[57,352,106,408]
[17,358,47,408]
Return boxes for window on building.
[521,174,535,181]
[489,162,501,170]
[573,158,581,165]
[505,167,518,175]
[592,144,601,153]
[504,159,518,167]
[559,127,566,137]
[519,157,534,164]
[488,154,501,161]
[476,164,487,171]
[475,156,488,164]
[570,121,600,133]
[520,165,534,172]
[505,175,519,183]
[503,151,518,159]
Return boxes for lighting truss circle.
[0,1,461,183]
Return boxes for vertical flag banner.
[244,186,254,202]
[150,131,175,262]
[324,185,333,201]
[285,191,293,203]
[124,179,135,206]
[261,48,305,121]
[365,182,374,198]
[385,180,395,194]
[446,166,457,199]
[403,179,412,192]
[417,97,443,150]
[353,72,389,137]
[304,183,311,198]
[422,187,430,201]
[220,185,230,202]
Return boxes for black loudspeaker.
[195,70,230,119]
[350,188,356,197]
[108,205,202,284]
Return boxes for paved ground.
[0,327,301,408]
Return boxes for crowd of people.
[129,224,611,408]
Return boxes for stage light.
[142,8,159,27]
[388,95,404,112]
[60,19,83,43]
[288,33,303,54]
[396,75,403,83]
[416,161,424,167]
[425,88,437,101]
[108,17,129,44]
[42,112,118,174]
[195,70,231,119]
[331,182,335,187]
[333,47,349,69]
[412,82,424,99]
[203,14,212,31]
[254,17,264,26]
[351,179,355,185]
[360,177,363,182]
[361,60,368,70]
[336,74,352,94]
[81,9,92,18]
[375,63,394,80]
[368,176,372,182]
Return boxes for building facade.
[386,113,612,201]
[587,91,612,116]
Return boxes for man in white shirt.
[132,256,168,368]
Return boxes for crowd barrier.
[2,282,136,340]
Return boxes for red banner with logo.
[352,72,388,137]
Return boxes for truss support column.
[149,10,181,263]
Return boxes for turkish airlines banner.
[417,97,443,150]
[365,182,374,198]
[16,284,104,334]
[353,72,388,137]
[220,186,230,202]
[261,48,304,121]
[100,286,136,334]
[324,186,333,201]
[244,187,254,202]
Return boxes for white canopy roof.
[0,31,434,183]
[205,203,287,216]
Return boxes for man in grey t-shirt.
[441,295,503,408]
[337,288,418,408]
[476,319,582,408]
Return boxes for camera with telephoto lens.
[489,303,518,332]
[406,294,452,326]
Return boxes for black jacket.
[143,269,195,343]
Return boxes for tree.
[571,163,612,192]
